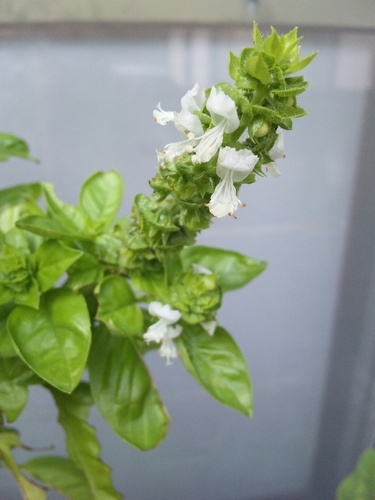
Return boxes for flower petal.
[208,170,243,218]
[206,87,240,133]
[181,83,205,112]
[216,146,258,182]
[153,103,176,125]
[193,119,226,163]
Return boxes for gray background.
[0,18,375,500]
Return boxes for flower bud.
[249,118,269,138]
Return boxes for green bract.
[0,24,315,499]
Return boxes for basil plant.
[0,24,316,499]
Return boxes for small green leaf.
[0,357,37,422]
[7,289,91,393]
[51,383,122,499]
[43,183,89,234]
[22,456,92,500]
[246,52,271,85]
[263,27,283,62]
[177,324,253,416]
[80,171,123,230]
[252,21,263,50]
[0,133,37,163]
[337,449,375,500]
[14,277,40,310]
[228,51,240,80]
[180,245,267,292]
[89,324,170,450]
[35,239,82,292]
[95,275,143,336]
[285,51,318,74]
[0,183,42,210]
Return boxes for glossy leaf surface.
[7,289,91,393]
[177,324,253,416]
[96,275,143,336]
[89,324,169,450]
[80,171,123,230]
[35,239,82,292]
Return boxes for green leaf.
[7,289,91,393]
[228,51,240,80]
[252,21,263,50]
[95,275,143,336]
[16,215,86,240]
[246,52,270,85]
[14,277,40,310]
[0,357,37,422]
[22,456,92,500]
[263,27,283,62]
[285,51,318,74]
[43,183,89,234]
[66,253,105,290]
[130,269,169,299]
[176,324,253,416]
[0,429,46,500]
[337,449,375,500]
[0,302,17,357]
[51,383,122,499]
[0,183,42,210]
[180,245,267,292]
[88,324,170,450]
[0,198,43,234]
[80,171,123,231]
[35,239,82,292]
[0,133,37,163]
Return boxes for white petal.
[164,136,200,162]
[208,170,243,218]
[216,146,258,182]
[193,119,226,163]
[175,109,204,138]
[143,318,168,344]
[181,83,205,112]
[153,103,176,125]
[148,301,181,323]
[201,321,217,336]
[159,338,178,365]
[266,161,281,177]
[269,129,285,160]
[206,87,240,133]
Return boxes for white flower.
[180,82,205,112]
[265,129,285,177]
[194,87,240,163]
[143,302,182,365]
[153,103,176,125]
[269,129,285,160]
[208,146,259,218]
[153,83,205,138]
[159,325,182,366]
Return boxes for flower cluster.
[154,83,286,219]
